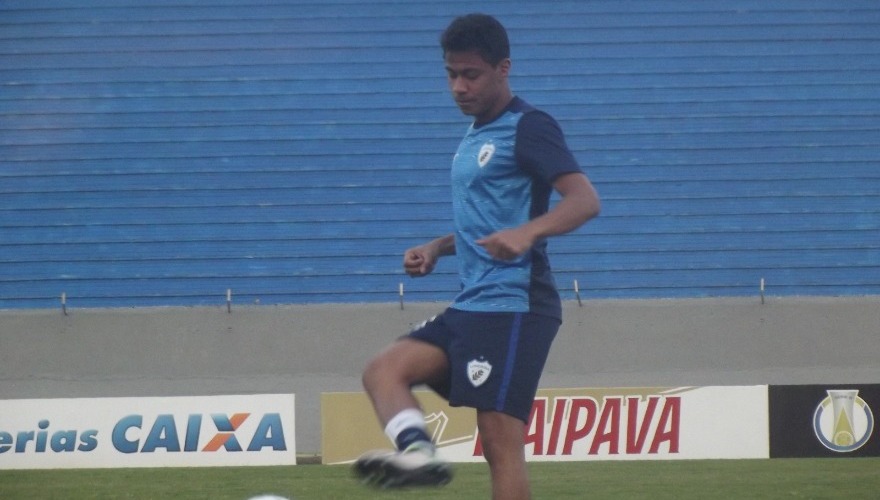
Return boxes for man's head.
[441,13,510,66]
[441,14,513,124]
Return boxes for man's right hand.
[403,246,437,277]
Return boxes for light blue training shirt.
[450,96,583,320]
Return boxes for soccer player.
[354,13,600,499]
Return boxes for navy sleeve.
[514,110,583,185]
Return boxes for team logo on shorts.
[477,143,495,168]
[467,358,492,387]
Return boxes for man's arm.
[403,233,456,277]
[476,172,600,261]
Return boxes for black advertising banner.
[769,384,878,458]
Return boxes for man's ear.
[497,58,511,77]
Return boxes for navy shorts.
[407,307,561,423]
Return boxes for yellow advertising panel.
[321,391,475,465]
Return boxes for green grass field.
[1,458,878,499]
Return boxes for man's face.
[444,50,511,124]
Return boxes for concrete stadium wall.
[1,296,878,454]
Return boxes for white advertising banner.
[0,394,296,469]
[322,386,769,463]
[455,385,769,462]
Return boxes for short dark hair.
[440,13,510,66]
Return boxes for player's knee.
[362,350,401,393]
[477,412,526,464]
[361,354,385,392]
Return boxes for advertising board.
[769,384,878,458]
[0,394,296,469]
[322,386,769,464]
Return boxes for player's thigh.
[476,409,527,461]
[366,337,448,387]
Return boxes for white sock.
[384,408,427,445]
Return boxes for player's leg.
[356,315,453,488]
[362,337,448,428]
[478,410,530,500]
[442,311,558,498]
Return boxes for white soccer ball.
[247,495,290,500]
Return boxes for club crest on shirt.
[477,143,495,167]
[467,358,492,387]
